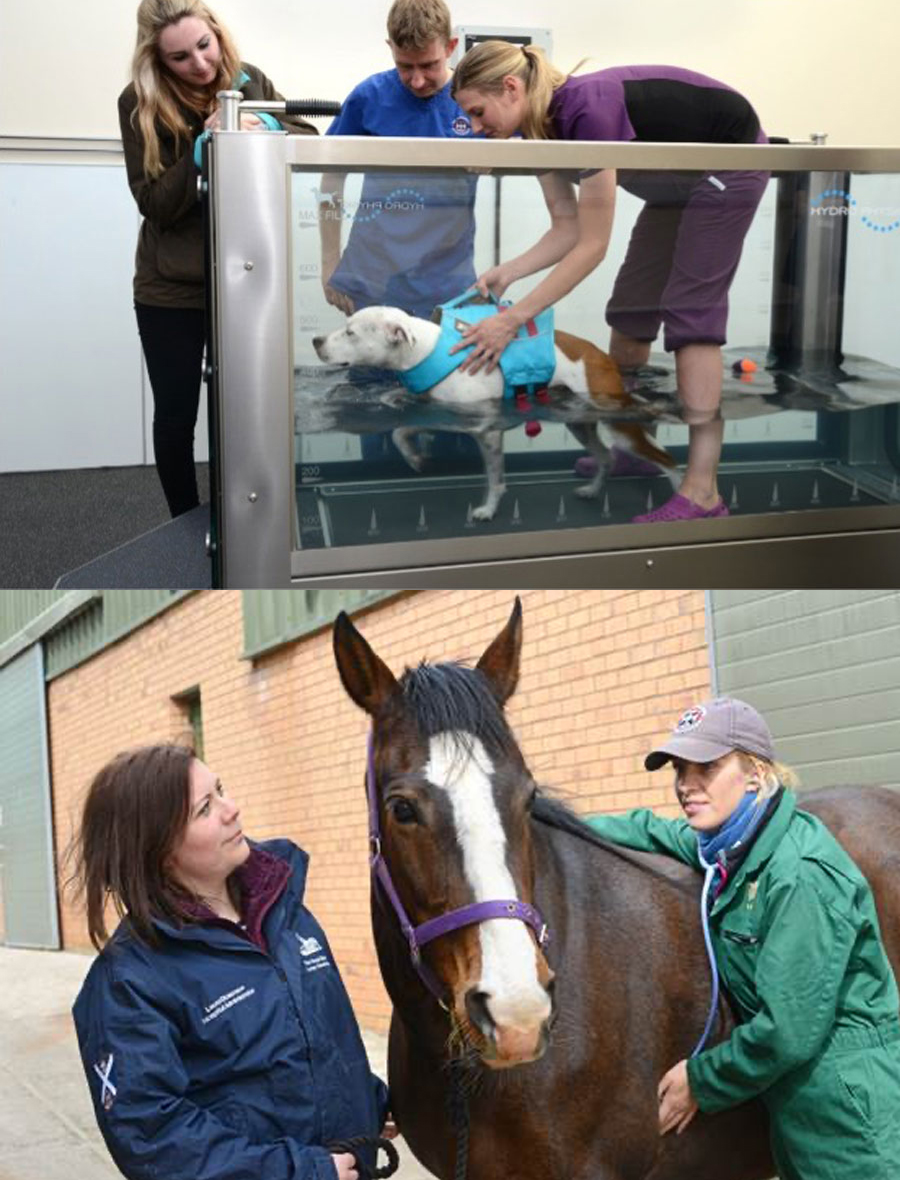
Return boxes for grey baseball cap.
[645,697,775,771]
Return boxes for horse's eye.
[388,797,419,825]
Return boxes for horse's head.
[333,599,555,1069]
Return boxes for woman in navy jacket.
[71,744,391,1180]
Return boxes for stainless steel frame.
[208,131,293,586]
[207,131,900,587]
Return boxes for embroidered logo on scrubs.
[94,1052,117,1111]
[452,116,472,136]
[675,705,706,733]
[294,933,331,974]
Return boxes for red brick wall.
[50,590,710,1032]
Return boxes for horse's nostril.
[465,988,495,1039]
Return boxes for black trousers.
[135,302,205,518]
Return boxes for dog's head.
[312,307,418,369]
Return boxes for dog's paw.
[379,389,409,408]
[471,505,496,521]
[574,481,602,500]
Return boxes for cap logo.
[675,705,706,733]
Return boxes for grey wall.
[0,158,209,473]
[708,590,900,790]
[0,644,59,948]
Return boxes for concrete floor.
[0,945,435,1180]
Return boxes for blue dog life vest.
[398,289,555,399]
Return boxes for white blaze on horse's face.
[425,730,551,1062]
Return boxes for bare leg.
[608,329,652,370]
[674,344,724,510]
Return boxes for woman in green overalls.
[587,696,900,1180]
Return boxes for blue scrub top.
[326,70,478,317]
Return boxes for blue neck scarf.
[697,790,768,870]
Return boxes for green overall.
[587,794,900,1179]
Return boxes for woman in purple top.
[451,42,770,523]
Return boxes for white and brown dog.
[313,306,675,521]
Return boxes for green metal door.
[0,643,60,948]
[708,591,900,789]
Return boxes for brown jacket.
[118,63,316,308]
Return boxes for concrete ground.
[0,946,434,1180]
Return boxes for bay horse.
[332,600,900,1180]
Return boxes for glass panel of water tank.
[290,161,900,557]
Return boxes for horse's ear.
[333,611,399,716]
[476,596,522,705]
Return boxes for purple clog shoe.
[632,494,729,523]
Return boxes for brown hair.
[67,744,196,949]
[130,0,241,177]
[451,41,576,140]
[387,0,452,49]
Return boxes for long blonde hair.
[131,0,241,177]
[451,40,582,140]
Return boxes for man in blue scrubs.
[318,0,477,319]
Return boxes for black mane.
[532,790,698,895]
[399,661,517,758]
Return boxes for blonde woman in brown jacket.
[119,0,314,517]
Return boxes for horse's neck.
[530,817,696,947]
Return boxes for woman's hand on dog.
[475,266,511,300]
[452,306,521,375]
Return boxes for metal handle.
[216,92,342,125]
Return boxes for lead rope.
[691,856,725,1058]
[447,1058,471,1180]
[326,1136,399,1180]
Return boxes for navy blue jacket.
[73,840,388,1180]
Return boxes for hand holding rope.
[326,1135,400,1180]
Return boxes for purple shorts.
[606,166,770,352]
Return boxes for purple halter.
[367,733,549,1003]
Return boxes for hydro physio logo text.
[810,188,900,234]
[311,186,426,224]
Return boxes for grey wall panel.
[43,590,192,680]
[241,589,400,659]
[0,644,59,948]
[0,592,68,644]
[0,161,209,473]
[709,591,900,790]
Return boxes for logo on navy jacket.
[452,115,472,136]
[94,1052,117,1111]
[295,932,331,973]
[200,984,257,1025]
